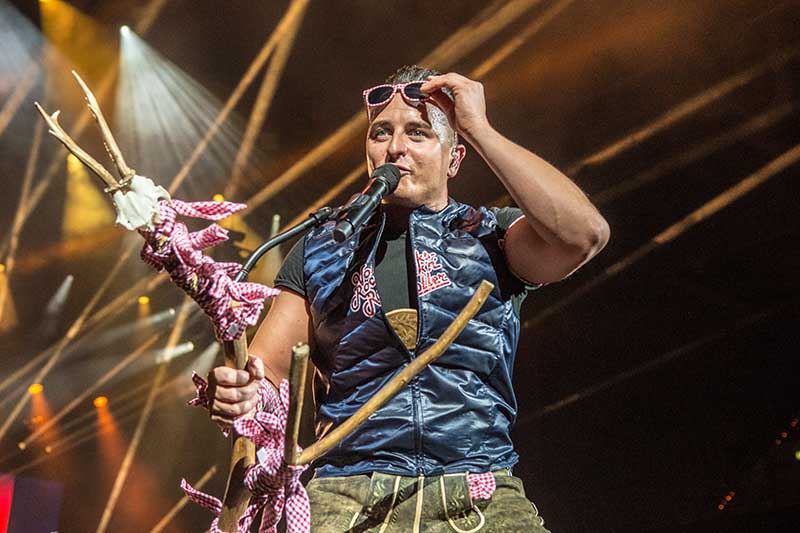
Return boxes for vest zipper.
[408,215,424,474]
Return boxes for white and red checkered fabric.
[139,198,279,341]
[467,471,496,501]
[183,378,310,533]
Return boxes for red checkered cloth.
[139,199,279,341]
[467,471,496,500]
[184,377,310,533]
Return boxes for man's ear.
[447,144,467,178]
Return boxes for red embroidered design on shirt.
[415,250,452,296]
[350,264,381,317]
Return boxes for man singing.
[207,65,609,532]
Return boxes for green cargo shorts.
[306,470,550,532]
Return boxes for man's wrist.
[461,119,495,145]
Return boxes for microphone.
[333,164,402,242]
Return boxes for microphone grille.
[373,164,402,192]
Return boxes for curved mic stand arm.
[234,206,337,283]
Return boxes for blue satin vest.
[304,200,521,477]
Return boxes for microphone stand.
[216,205,338,529]
[234,206,338,283]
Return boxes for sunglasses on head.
[362,81,429,115]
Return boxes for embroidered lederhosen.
[303,200,522,477]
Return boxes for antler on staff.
[35,71,136,193]
[33,102,120,191]
[72,71,137,186]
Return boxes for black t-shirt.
[274,206,536,317]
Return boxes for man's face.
[365,93,455,211]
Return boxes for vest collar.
[379,198,467,230]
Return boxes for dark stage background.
[0,1,799,531]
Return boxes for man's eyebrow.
[368,119,433,131]
[405,121,433,130]
[369,120,392,130]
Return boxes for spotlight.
[18,442,26,450]
[138,295,150,305]
[45,445,52,454]
[120,25,130,36]
[94,396,108,408]
[795,450,800,461]
[154,341,195,363]
[28,383,43,395]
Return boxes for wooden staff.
[218,336,255,530]
[284,343,310,465]
[35,74,258,532]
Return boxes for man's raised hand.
[421,72,490,140]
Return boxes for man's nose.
[387,133,407,160]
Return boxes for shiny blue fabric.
[304,200,521,477]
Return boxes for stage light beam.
[63,154,115,239]
[45,275,74,316]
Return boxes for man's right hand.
[207,354,266,427]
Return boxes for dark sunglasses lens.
[403,82,427,100]
[367,86,395,105]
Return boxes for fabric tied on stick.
[183,377,311,533]
[139,198,279,341]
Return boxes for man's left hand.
[421,73,490,140]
